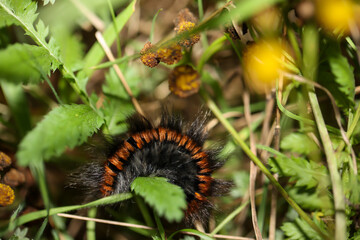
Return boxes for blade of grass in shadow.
[200,89,331,240]
[10,193,132,228]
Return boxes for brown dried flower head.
[157,44,182,65]
[169,65,200,98]
[0,183,14,207]
[140,41,159,68]
[174,8,200,47]
[0,152,11,171]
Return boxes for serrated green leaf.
[0,0,61,70]
[43,0,55,6]
[281,132,318,155]
[0,0,38,28]
[52,26,84,72]
[288,187,333,213]
[17,104,104,166]
[269,156,329,189]
[318,41,355,111]
[131,177,187,223]
[0,44,53,84]
[281,218,323,240]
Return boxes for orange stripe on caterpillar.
[131,134,144,149]
[158,127,167,142]
[108,156,123,170]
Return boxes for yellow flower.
[316,0,356,35]
[243,40,287,93]
[0,183,14,207]
[169,65,200,98]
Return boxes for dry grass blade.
[95,31,145,116]
[243,90,262,240]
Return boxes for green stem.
[302,25,345,240]
[9,193,132,228]
[201,90,331,240]
[86,208,97,240]
[336,102,360,153]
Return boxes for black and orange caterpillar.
[70,112,230,225]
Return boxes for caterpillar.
[70,111,230,225]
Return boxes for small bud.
[140,41,159,68]
[0,183,15,207]
[4,168,26,187]
[169,65,200,98]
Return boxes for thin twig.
[95,31,145,116]
[69,0,105,31]
[243,90,263,240]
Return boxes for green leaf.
[131,177,187,222]
[281,218,323,240]
[43,0,55,5]
[280,132,318,155]
[0,44,53,84]
[318,40,355,111]
[52,26,84,72]
[0,0,61,70]
[17,104,104,166]
[269,156,329,189]
[288,187,333,213]
[9,228,30,240]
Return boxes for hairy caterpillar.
[70,111,230,225]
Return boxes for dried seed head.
[169,65,200,98]
[0,152,11,171]
[140,41,159,68]
[0,183,14,207]
[174,9,200,47]
[174,8,197,27]
[157,44,182,65]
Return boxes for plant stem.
[302,25,346,240]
